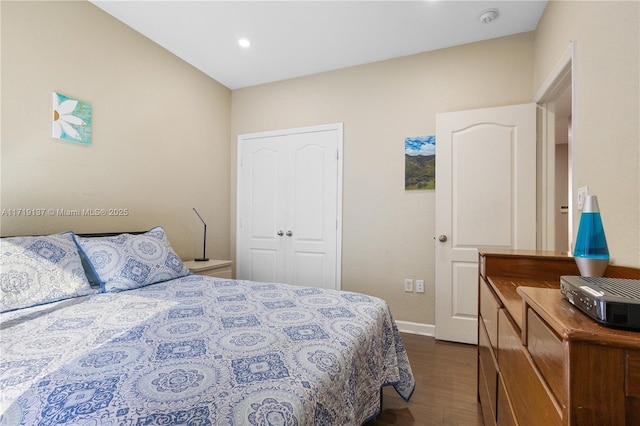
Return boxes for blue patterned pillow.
[0,232,95,313]
[73,227,190,293]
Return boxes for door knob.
[277,230,284,236]
[438,235,448,242]
[286,231,293,237]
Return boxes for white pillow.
[0,232,95,313]
[74,226,190,293]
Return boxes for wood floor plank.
[366,333,484,425]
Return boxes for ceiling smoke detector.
[479,9,499,24]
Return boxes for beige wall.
[231,33,535,325]
[3,0,637,328]
[534,0,639,267]
[1,1,232,261]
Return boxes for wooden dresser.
[477,250,640,426]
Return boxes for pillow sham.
[0,232,95,313]
[74,226,190,293]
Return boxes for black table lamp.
[193,208,209,261]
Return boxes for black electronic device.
[560,276,640,331]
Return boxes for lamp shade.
[573,195,609,277]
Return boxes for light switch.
[577,186,589,210]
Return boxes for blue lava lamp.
[573,195,609,277]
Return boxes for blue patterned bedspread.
[0,275,414,425]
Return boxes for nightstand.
[183,259,233,279]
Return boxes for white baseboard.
[395,320,435,337]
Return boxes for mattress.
[0,275,415,425]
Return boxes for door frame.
[236,122,344,288]
[534,41,576,252]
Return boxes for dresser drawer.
[525,307,565,408]
[200,267,233,279]
[627,350,640,397]
[627,350,640,425]
[480,279,501,352]
[479,356,497,426]
[497,373,517,426]
[498,309,561,426]
[479,319,498,425]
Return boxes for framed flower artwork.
[52,92,92,145]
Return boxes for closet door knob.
[277,230,284,236]
[286,231,293,237]
[438,235,448,242]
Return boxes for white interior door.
[237,124,342,290]
[435,103,536,344]
[285,131,339,288]
[237,135,287,283]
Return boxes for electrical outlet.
[577,186,589,210]
[415,280,425,293]
[404,279,413,292]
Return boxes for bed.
[0,227,414,425]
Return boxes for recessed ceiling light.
[238,38,251,48]
[479,9,499,24]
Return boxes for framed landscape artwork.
[405,135,435,190]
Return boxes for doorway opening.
[534,42,575,252]
[553,86,571,252]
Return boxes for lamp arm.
[193,208,209,261]
[193,208,206,225]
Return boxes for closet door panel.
[237,136,287,283]
[286,130,338,289]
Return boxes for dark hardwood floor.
[366,333,484,426]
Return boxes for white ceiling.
[91,0,548,90]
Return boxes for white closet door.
[237,124,342,290]
[237,135,288,284]
[285,130,338,289]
